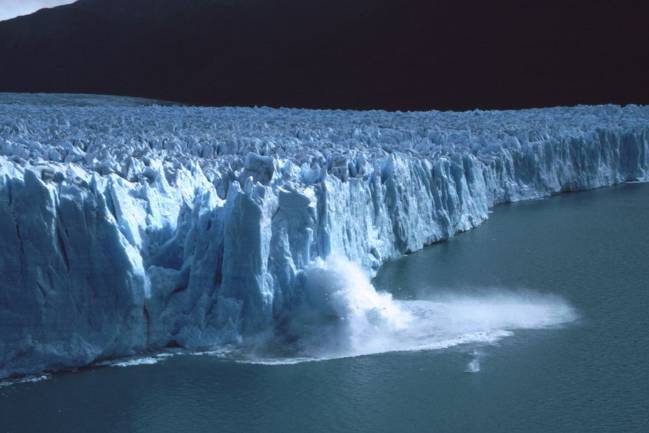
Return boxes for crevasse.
[0,94,647,378]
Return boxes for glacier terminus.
[0,93,647,379]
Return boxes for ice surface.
[0,94,647,378]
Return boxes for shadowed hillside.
[1,0,648,110]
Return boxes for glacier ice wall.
[0,94,647,378]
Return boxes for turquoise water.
[2,183,648,433]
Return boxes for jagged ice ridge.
[0,94,647,378]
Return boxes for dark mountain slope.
[0,0,647,110]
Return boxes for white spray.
[273,256,578,364]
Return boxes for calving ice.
[0,94,647,379]
[263,257,578,363]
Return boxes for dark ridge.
[0,0,648,111]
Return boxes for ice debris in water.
[466,350,481,373]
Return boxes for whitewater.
[0,93,647,379]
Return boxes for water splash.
[268,256,577,363]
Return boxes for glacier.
[0,93,647,378]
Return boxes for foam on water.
[0,374,50,388]
[97,357,162,368]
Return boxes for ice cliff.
[0,94,647,378]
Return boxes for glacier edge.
[0,96,647,378]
